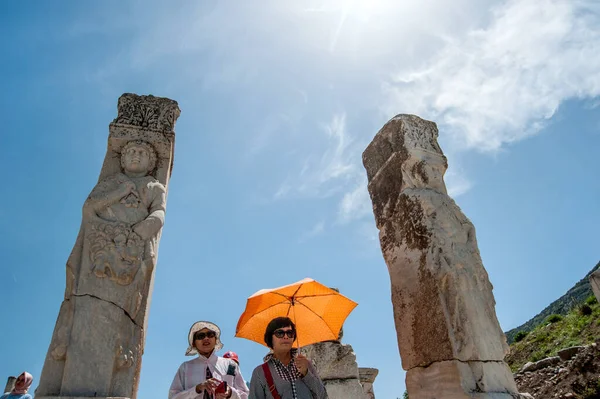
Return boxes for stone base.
[406,360,533,399]
[323,379,365,398]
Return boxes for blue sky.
[0,1,599,398]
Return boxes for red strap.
[262,362,281,399]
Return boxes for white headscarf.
[185,321,224,356]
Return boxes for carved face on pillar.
[120,140,157,176]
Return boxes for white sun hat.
[185,321,224,356]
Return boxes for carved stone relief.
[36,94,179,399]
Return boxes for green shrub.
[402,391,409,399]
[514,331,529,342]
[579,303,593,316]
[585,295,598,306]
[546,314,563,323]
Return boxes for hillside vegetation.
[505,262,600,344]
[506,295,600,372]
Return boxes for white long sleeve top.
[169,352,249,399]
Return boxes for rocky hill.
[505,261,600,344]
[513,341,600,399]
[505,260,600,398]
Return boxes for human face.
[272,326,296,353]
[123,145,151,174]
[15,374,25,387]
[194,328,217,357]
[14,373,29,390]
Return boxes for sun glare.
[338,0,392,19]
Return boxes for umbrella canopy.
[235,278,358,347]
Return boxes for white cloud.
[445,166,473,198]
[384,0,600,152]
[83,0,598,223]
[274,112,359,199]
[338,178,372,223]
[299,221,326,243]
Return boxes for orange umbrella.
[235,278,358,347]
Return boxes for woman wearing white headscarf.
[169,321,249,399]
[1,372,34,399]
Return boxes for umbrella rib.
[293,293,344,300]
[295,300,339,339]
[290,284,303,302]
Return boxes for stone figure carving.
[363,115,532,399]
[113,93,180,131]
[87,140,165,288]
[36,94,180,399]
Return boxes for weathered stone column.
[303,342,365,398]
[36,94,180,399]
[362,115,532,399]
[4,376,16,394]
[359,368,378,399]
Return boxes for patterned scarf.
[264,349,303,399]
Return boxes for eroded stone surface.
[320,379,365,399]
[589,270,600,303]
[36,94,179,399]
[359,368,379,399]
[406,360,519,398]
[304,342,364,399]
[304,342,360,380]
[557,346,584,361]
[4,376,16,394]
[363,115,525,398]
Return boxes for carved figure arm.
[84,176,135,214]
[133,183,166,240]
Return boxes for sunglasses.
[194,331,216,340]
[273,329,296,339]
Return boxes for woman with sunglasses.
[169,321,249,399]
[1,372,33,399]
[248,317,327,399]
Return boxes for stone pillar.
[362,115,532,399]
[4,376,16,394]
[36,94,180,399]
[359,368,378,399]
[589,270,600,303]
[303,342,365,399]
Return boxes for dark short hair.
[264,317,296,349]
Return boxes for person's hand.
[296,353,309,376]
[196,378,220,393]
[215,386,232,399]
